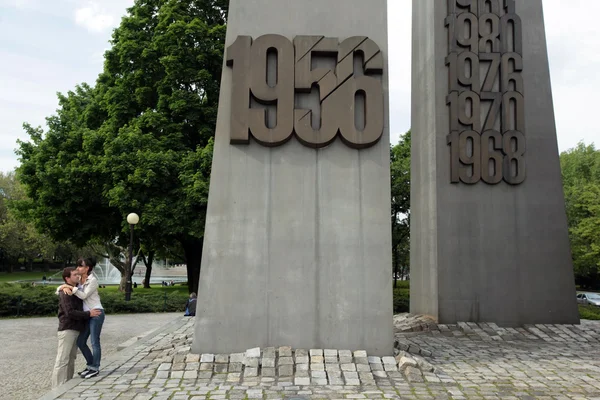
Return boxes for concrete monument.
[193,0,393,355]
[411,0,579,325]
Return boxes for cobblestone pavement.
[0,313,181,400]
[40,315,600,400]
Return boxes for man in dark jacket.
[51,267,101,388]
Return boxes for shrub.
[0,283,189,317]
[393,287,410,313]
[579,305,600,320]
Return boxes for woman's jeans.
[77,309,105,371]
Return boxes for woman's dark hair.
[62,267,77,284]
[84,257,97,272]
[76,257,85,267]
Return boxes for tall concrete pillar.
[192,0,393,356]
[410,0,579,325]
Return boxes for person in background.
[58,257,105,379]
[184,292,197,316]
[52,267,101,388]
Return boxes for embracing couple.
[51,257,105,388]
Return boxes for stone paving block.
[158,363,172,371]
[226,372,241,382]
[357,363,371,372]
[311,355,324,364]
[278,365,294,377]
[197,371,213,379]
[381,357,395,365]
[244,357,259,367]
[372,371,388,378]
[215,354,229,364]
[200,354,215,363]
[186,354,200,363]
[383,364,397,372]
[200,362,214,371]
[294,377,310,385]
[214,363,228,373]
[279,356,294,365]
[171,370,184,379]
[339,355,353,364]
[311,370,327,379]
[262,367,276,377]
[295,369,309,378]
[309,349,324,357]
[258,347,274,359]
[326,363,341,372]
[278,346,292,357]
[156,371,169,379]
[338,350,352,357]
[341,363,357,371]
[246,348,261,358]
[310,363,325,371]
[370,363,384,371]
[230,353,244,363]
[184,370,198,379]
[261,357,275,367]
[184,362,199,370]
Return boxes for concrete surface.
[193,0,393,355]
[0,313,181,400]
[410,0,579,325]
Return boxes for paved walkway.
[40,316,600,400]
[0,313,181,400]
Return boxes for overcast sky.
[0,0,598,173]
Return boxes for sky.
[0,0,598,173]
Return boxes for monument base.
[410,0,579,326]
[192,0,393,356]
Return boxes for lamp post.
[125,212,139,301]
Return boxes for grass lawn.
[0,270,63,283]
[579,305,600,320]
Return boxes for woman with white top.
[59,257,104,378]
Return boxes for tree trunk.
[143,250,154,288]
[181,237,203,294]
[119,273,127,292]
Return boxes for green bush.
[579,305,600,320]
[0,283,189,317]
[393,287,410,313]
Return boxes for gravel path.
[0,312,182,400]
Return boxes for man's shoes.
[78,369,90,377]
[84,370,99,379]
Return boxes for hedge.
[0,283,189,317]
[2,281,596,320]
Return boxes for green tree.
[390,131,411,287]
[16,0,227,294]
[0,172,57,272]
[560,142,600,289]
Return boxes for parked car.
[577,292,600,306]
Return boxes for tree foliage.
[560,142,600,289]
[0,172,77,271]
[15,0,228,293]
[390,131,411,287]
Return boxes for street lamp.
[125,212,139,301]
